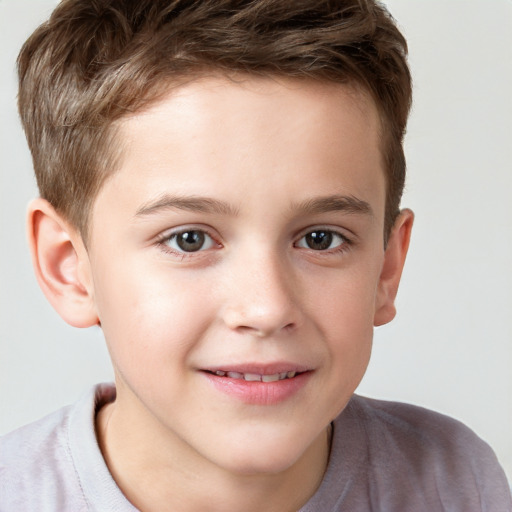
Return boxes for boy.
[1,0,510,511]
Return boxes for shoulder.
[0,402,86,511]
[346,395,499,462]
[348,394,484,447]
[0,403,71,457]
[0,384,115,512]
[316,395,512,511]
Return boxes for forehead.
[92,76,384,229]
[145,75,375,132]
[117,74,380,151]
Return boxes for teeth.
[213,370,299,381]
[244,373,261,382]
[262,374,280,382]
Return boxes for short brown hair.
[17,0,411,242]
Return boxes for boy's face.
[82,76,408,475]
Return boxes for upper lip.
[201,362,313,375]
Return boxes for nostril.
[232,320,296,338]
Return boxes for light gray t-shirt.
[1,383,511,511]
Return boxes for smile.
[209,370,297,382]
[203,367,311,405]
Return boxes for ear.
[27,198,99,328]
[373,209,414,327]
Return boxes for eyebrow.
[135,194,239,217]
[292,194,373,217]
[135,193,372,219]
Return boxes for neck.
[96,395,331,512]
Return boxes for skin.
[28,76,413,511]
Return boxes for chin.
[221,452,299,476]
[208,430,320,477]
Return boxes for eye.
[163,229,216,253]
[296,229,347,251]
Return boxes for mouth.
[205,370,299,382]
[201,365,312,405]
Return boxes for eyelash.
[155,227,353,258]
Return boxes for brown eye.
[305,231,332,250]
[296,230,346,251]
[165,230,214,253]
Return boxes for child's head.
[19,0,415,495]
[18,0,411,244]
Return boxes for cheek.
[310,265,380,375]
[310,260,380,328]
[92,261,214,375]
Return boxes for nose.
[220,250,301,338]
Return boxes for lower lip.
[202,371,311,405]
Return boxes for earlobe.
[27,198,99,328]
[373,209,414,327]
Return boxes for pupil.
[177,231,205,252]
[306,231,332,250]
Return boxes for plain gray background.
[1,0,511,482]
